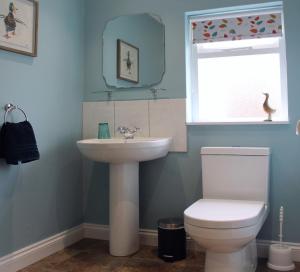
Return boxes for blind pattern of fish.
[192,13,282,44]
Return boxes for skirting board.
[83,223,197,250]
[0,225,84,272]
[83,223,159,247]
[84,223,300,262]
[2,223,300,272]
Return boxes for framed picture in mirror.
[117,39,139,83]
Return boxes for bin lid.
[158,217,184,229]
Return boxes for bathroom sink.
[77,137,171,163]
[77,136,172,257]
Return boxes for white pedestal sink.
[77,137,172,256]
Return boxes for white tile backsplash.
[149,99,187,152]
[82,99,187,152]
[114,100,149,137]
[82,101,114,139]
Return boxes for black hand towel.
[0,121,40,165]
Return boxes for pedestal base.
[109,162,139,256]
[205,240,257,272]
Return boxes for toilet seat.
[184,199,265,229]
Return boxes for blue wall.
[84,0,300,243]
[0,0,84,257]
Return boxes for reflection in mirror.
[103,13,165,89]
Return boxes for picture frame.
[0,0,38,57]
[117,39,139,83]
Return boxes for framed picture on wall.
[0,0,38,57]
[117,39,139,83]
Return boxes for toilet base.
[205,240,257,272]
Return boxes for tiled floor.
[19,239,299,272]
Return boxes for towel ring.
[4,103,28,123]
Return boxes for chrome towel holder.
[4,103,28,123]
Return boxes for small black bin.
[158,217,186,262]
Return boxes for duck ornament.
[0,2,26,39]
[263,93,276,122]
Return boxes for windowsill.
[187,121,290,125]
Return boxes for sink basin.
[77,137,171,163]
[77,137,171,257]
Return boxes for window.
[185,3,288,124]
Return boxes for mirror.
[102,13,165,89]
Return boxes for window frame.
[185,2,289,125]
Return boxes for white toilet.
[184,147,270,272]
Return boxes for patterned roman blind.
[192,13,282,44]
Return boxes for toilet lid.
[184,199,266,229]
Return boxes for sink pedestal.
[109,162,139,256]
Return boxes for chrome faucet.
[117,126,140,139]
